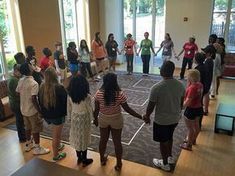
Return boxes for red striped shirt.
[95,90,127,115]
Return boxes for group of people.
[7,31,225,172]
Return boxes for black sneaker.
[82,158,93,167]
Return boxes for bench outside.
[214,103,235,136]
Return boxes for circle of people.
[8,31,225,172]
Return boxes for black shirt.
[204,58,214,92]
[39,85,67,119]
[25,57,42,85]
[54,50,66,69]
[67,48,79,64]
[105,40,118,57]
[195,64,207,94]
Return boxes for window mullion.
[224,0,233,45]
[132,0,137,40]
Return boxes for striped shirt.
[95,90,127,115]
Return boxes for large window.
[0,0,24,80]
[0,0,17,72]
[211,0,235,51]
[62,0,78,45]
[123,0,165,69]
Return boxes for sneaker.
[58,143,65,151]
[153,158,171,172]
[33,146,50,155]
[82,158,93,167]
[53,152,66,162]
[168,156,175,164]
[24,141,33,152]
[96,75,101,79]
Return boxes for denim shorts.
[45,117,65,125]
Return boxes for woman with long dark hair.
[67,76,93,166]
[94,73,142,171]
[156,33,176,67]
[39,67,67,161]
[67,42,79,76]
[79,39,94,80]
[105,33,119,71]
[91,32,107,78]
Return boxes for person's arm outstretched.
[121,102,142,119]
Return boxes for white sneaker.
[24,142,33,152]
[96,75,101,79]
[153,158,171,172]
[33,146,50,155]
[168,156,175,164]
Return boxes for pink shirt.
[183,42,198,59]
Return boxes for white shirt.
[16,76,39,116]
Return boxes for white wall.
[99,0,124,63]
[165,0,213,67]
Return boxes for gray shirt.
[149,78,185,125]
[161,40,174,56]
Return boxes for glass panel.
[124,0,133,38]
[62,0,78,45]
[227,13,235,51]
[136,0,152,45]
[155,0,165,47]
[214,0,228,12]
[231,0,235,11]
[0,0,16,71]
[211,12,227,36]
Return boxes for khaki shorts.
[59,68,67,80]
[98,113,123,129]
[23,113,43,133]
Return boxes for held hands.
[93,118,98,127]
[142,114,151,124]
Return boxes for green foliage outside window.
[124,0,165,16]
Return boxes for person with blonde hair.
[180,69,203,151]
[39,67,67,161]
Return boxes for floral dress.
[67,95,93,151]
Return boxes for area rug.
[5,72,187,169]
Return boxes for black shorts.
[184,107,203,120]
[153,122,178,142]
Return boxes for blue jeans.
[141,55,151,74]
[126,54,134,73]
[10,105,26,141]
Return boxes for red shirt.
[124,39,136,55]
[185,82,203,108]
[40,57,54,71]
[95,90,127,115]
[183,42,198,59]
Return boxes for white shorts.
[59,68,67,80]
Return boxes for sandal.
[100,154,109,166]
[53,152,66,162]
[180,143,192,151]
[58,143,65,151]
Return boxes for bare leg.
[52,124,63,157]
[216,76,220,95]
[99,127,110,164]
[111,128,123,168]
[203,93,210,114]
[193,117,200,144]
[32,133,40,145]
